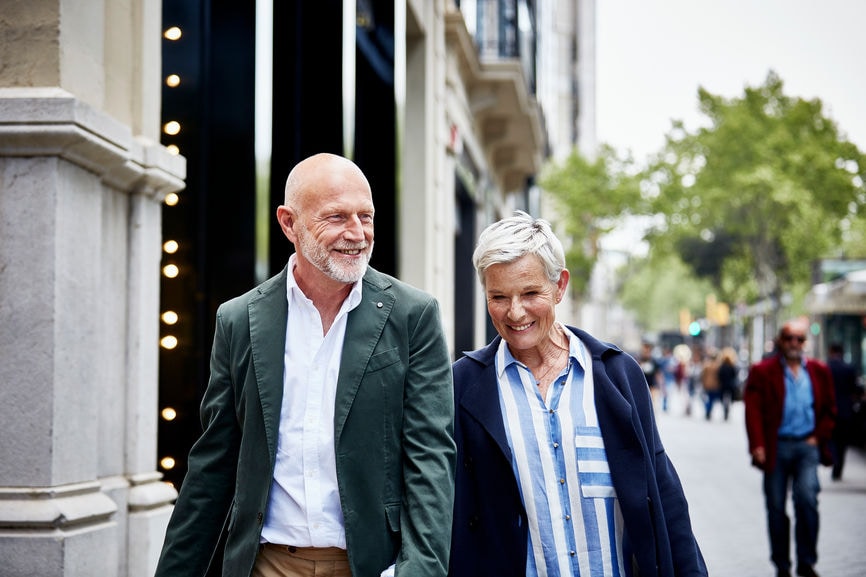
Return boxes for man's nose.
[343,215,365,239]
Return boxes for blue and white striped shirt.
[495,326,626,577]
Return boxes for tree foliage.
[641,71,866,308]
[538,144,643,295]
[618,252,713,331]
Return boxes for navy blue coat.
[448,326,707,577]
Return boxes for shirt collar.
[777,354,807,370]
[495,323,586,379]
[285,253,363,311]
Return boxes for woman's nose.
[506,297,525,318]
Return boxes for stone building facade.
[0,1,592,574]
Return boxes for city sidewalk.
[656,390,866,577]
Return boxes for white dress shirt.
[260,254,362,547]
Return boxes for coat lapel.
[333,269,394,441]
[248,268,289,458]
[460,340,513,459]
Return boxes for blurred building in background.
[0,1,596,575]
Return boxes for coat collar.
[458,326,626,452]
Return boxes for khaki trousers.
[252,544,352,577]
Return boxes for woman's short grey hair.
[472,210,566,286]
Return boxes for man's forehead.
[782,321,808,335]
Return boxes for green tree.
[618,251,713,332]
[642,71,866,313]
[538,144,643,296]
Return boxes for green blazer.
[154,266,456,577]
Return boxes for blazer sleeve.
[154,302,243,577]
[395,297,456,577]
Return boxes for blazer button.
[257,512,263,524]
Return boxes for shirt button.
[560,478,565,485]
[570,550,576,557]
[553,442,559,448]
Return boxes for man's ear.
[276,206,296,241]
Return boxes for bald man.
[744,319,836,577]
[155,153,456,577]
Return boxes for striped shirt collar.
[496,322,587,380]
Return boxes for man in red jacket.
[744,319,836,577]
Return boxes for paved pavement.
[654,390,866,577]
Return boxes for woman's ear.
[557,269,570,300]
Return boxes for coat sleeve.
[743,361,770,465]
[154,304,243,577]
[630,357,708,576]
[395,297,456,577]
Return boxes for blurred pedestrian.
[449,211,707,577]
[684,344,704,416]
[827,342,859,480]
[639,340,665,410]
[716,347,740,421]
[744,320,836,577]
[700,348,720,420]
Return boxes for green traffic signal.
[688,321,701,336]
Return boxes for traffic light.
[688,321,702,337]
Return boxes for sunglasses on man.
[781,334,806,344]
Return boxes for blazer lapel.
[333,269,394,441]
[248,268,289,458]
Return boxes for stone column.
[0,2,184,576]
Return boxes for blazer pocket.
[384,502,401,533]
[367,347,401,373]
[226,501,238,533]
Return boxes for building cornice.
[0,88,185,199]
[444,8,544,192]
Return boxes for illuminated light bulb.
[162,264,179,278]
[160,456,176,470]
[163,121,181,136]
[164,192,179,206]
[164,27,182,41]
[161,407,178,421]
[166,74,180,87]
[163,240,179,254]
[161,310,179,325]
[160,335,178,349]
[166,145,180,155]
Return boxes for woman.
[449,211,707,577]
[716,346,740,421]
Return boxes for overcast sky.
[595,0,866,162]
